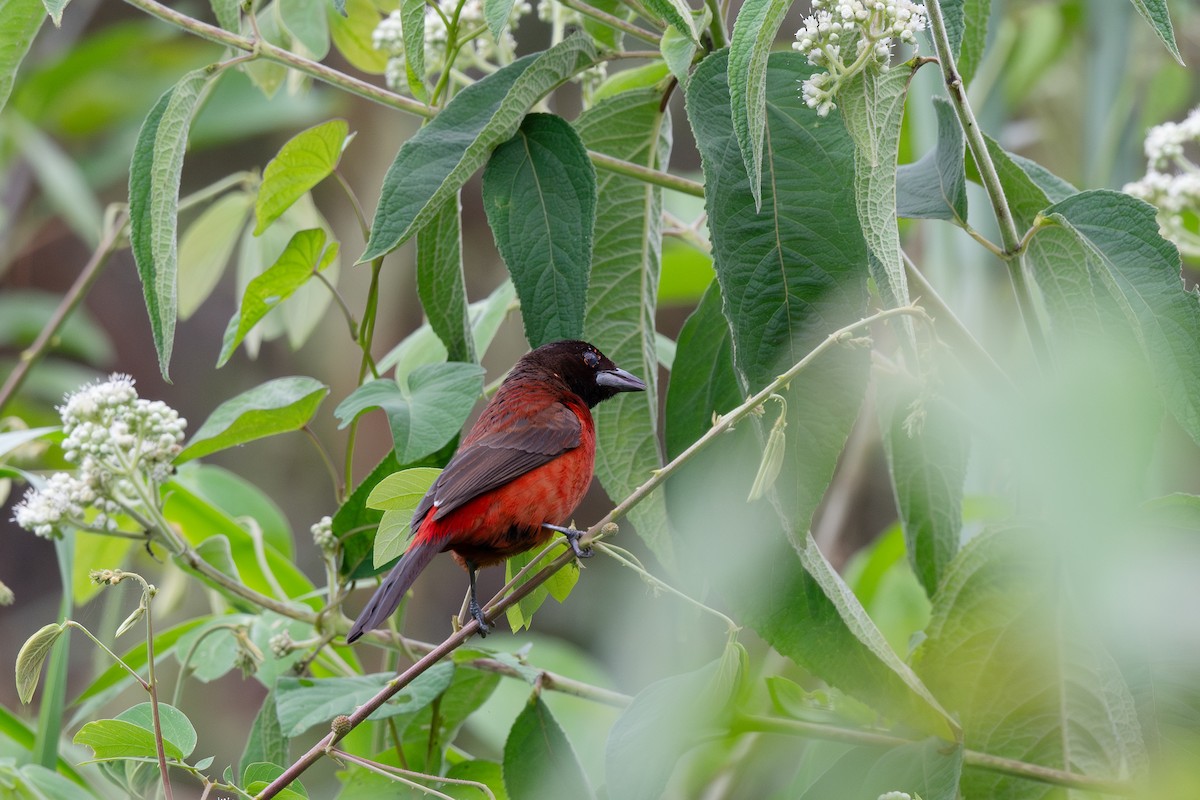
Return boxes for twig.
[588,150,704,197]
[558,0,662,45]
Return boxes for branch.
[256,305,929,799]
[588,150,705,198]
[923,0,1050,367]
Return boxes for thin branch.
[924,0,1049,367]
[588,150,705,197]
[0,208,128,415]
[558,0,662,45]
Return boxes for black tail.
[346,539,439,643]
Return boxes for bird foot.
[469,598,491,637]
[545,524,593,559]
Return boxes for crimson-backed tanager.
[346,340,645,643]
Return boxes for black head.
[521,340,647,407]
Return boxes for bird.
[346,340,646,643]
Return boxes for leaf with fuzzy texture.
[0,0,45,113]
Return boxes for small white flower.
[1125,105,1200,258]
[878,793,913,800]
[311,515,336,552]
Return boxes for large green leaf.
[239,690,288,778]
[1038,190,1200,446]
[277,0,330,59]
[683,51,953,737]
[327,0,387,73]
[417,194,474,363]
[728,0,791,210]
[178,190,252,319]
[578,89,673,568]
[334,363,484,463]
[274,665,455,736]
[896,96,968,222]
[366,467,440,565]
[0,0,45,114]
[504,692,593,800]
[914,529,1146,797]
[795,739,962,800]
[841,65,914,312]
[116,703,196,759]
[255,119,350,234]
[179,376,329,461]
[128,67,216,380]
[74,719,184,762]
[483,112,596,347]
[1127,0,1182,64]
[361,33,598,262]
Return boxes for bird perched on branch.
[346,340,646,643]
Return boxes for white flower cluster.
[373,0,532,94]
[793,0,927,116]
[310,514,336,552]
[1124,106,1200,258]
[12,375,186,539]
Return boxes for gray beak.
[596,367,646,392]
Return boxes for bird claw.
[468,598,491,637]
[565,528,593,559]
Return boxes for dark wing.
[411,402,582,527]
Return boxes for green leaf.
[180,375,329,461]
[366,467,440,565]
[840,64,914,312]
[116,702,196,759]
[254,119,350,235]
[243,762,308,798]
[334,450,401,576]
[327,0,386,73]
[218,228,338,366]
[400,0,426,98]
[178,190,253,319]
[503,540,580,631]
[277,0,330,59]
[0,0,44,114]
[593,62,670,102]
[641,0,697,43]
[73,719,184,762]
[210,0,240,31]
[504,693,593,800]
[128,67,216,380]
[171,462,294,556]
[658,9,706,87]
[878,382,969,598]
[940,0,991,87]
[417,194,475,363]
[241,5,289,98]
[361,33,598,262]
[240,690,288,778]
[1039,190,1200,445]
[275,664,455,736]
[605,642,745,800]
[334,363,484,463]
[16,623,65,704]
[796,739,963,800]
[41,0,70,25]
[444,760,509,800]
[8,112,103,246]
[728,0,791,210]
[0,426,57,459]
[578,89,674,567]
[483,0,515,40]
[1127,0,1182,64]
[482,112,596,347]
[896,97,967,222]
[914,529,1146,796]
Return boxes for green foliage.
[6,0,1200,797]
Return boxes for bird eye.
[583,350,600,368]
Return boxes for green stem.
[595,542,739,634]
[143,589,174,800]
[302,425,344,503]
[62,621,150,689]
[558,0,662,45]
[588,150,705,197]
[176,170,257,214]
[736,713,1136,796]
[703,0,727,49]
[311,269,360,342]
[0,208,127,415]
[924,0,1049,367]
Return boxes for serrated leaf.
[728,0,791,209]
[275,664,455,736]
[840,64,913,312]
[180,375,329,461]
[218,228,338,365]
[796,739,963,800]
[914,529,1146,797]
[277,0,330,59]
[16,623,65,704]
[605,642,744,800]
[482,112,595,346]
[878,381,969,598]
[178,190,253,319]
[239,690,288,778]
[129,67,216,380]
[417,194,474,363]
[897,96,967,222]
[334,363,484,463]
[504,693,593,800]
[117,702,197,759]
[1039,190,1200,445]
[578,90,674,567]
[0,0,45,113]
[74,719,185,762]
[503,540,579,631]
[1128,0,1182,64]
[255,119,350,235]
[361,33,598,262]
[940,0,991,87]
[327,0,387,73]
